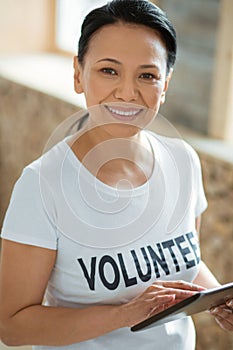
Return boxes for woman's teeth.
[108,107,141,116]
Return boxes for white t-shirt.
[1,131,207,350]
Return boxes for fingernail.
[227,300,233,307]
[210,307,218,313]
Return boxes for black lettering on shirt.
[77,257,97,291]
[99,255,120,290]
[162,239,180,272]
[175,236,196,269]
[118,253,137,287]
[76,232,199,291]
[186,232,200,264]
[147,243,170,277]
[130,248,152,282]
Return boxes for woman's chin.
[100,123,141,138]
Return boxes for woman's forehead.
[86,22,167,64]
[89,22,164,45]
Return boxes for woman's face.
[74,22,172,134]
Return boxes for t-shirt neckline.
[62,130,160,197]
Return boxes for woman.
[0,1,232,349]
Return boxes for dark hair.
[78,0,177,73]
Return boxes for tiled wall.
[0,77,232,349]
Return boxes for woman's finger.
[148,285,198,299]
[210,306,233,321]
[209,306,233,331]
[147,295,177,317]
[153,280,205,291]
[214,314,233,332]
[226,299,233,309]
[153,294,176,303]
[148,303,166,318]
[145,292,176,304]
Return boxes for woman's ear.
[73,56,84,94]
[160,68,173,105]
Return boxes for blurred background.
[0,0,232,349]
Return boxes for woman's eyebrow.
[96,58,121,64]
[139,64,160,70]
[96,58,160,70]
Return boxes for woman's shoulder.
[17,137,70,186]
[146,130,200,163]
[30,137,69,169]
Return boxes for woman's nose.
[114,78,139,102]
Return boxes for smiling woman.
[72,22,171,140]
[75,24,169,102]
[0,1,233,350]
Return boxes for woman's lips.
[104,105,143,121]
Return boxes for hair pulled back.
[78,0,177,73]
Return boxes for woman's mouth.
[104,105,143,121]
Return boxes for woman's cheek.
[90,77,115,98]
[142,87,163,110]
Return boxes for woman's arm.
[193,261,220,289]
[194,216,233,331]
[193,216,220,288]
[0,239,200,346]
[0,239,126,346]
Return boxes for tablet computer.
[131,282,233,332]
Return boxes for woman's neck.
[67,123,154,188]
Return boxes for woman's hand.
[121,280,205,327]
[209,299,233,331]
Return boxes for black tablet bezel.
[131,282,233,332]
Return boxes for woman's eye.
[140,73,157,81]
[100,68,117,76]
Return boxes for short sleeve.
[188,145,208,217]
[1,166,58,250]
